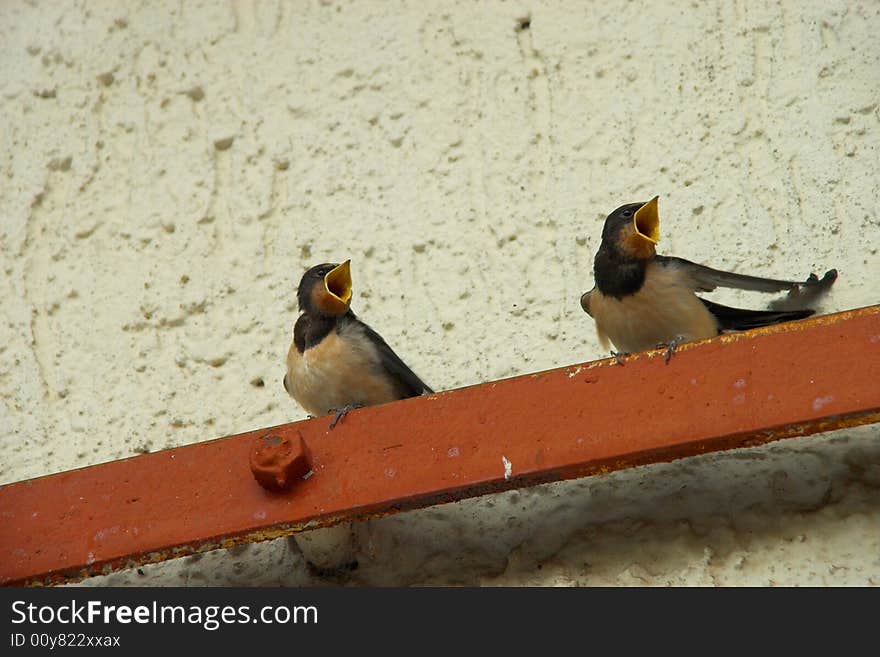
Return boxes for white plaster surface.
[1,0,878,586]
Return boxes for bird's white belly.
[286,330,399,417]
[590,269,719,353]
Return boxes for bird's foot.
[610,350,629,366]
[329,403,363,430]
[658,336,685,364]
[791,269,838,295]
[806,269,838,287]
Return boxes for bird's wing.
[358,321,434,397]
[699,298,814,331]
[580,288,611,349]
[657,255,838,294]
[580,288,594,316]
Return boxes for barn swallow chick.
[284,261,433,428]
[580,197,837,362]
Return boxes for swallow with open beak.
[284,261,433,427]
[580,197,838,362]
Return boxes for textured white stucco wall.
[1,0,878,586]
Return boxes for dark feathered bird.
[284,261,433,426]
[580,197,837,359]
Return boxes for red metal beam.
[2,305,879,586]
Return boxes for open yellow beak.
[324,260,352,305]
[633,196,660,244]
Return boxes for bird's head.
[601,196,660,260]
[297,260,353,316]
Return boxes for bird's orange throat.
[312,260,353,316]
[617,196,660,260]
[311,285,350,316]
[617,225,657,260]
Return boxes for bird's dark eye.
[622,209,633,218]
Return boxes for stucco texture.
[1,0,878,586]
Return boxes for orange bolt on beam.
[249,433,313,492]
[1,306,879,585]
